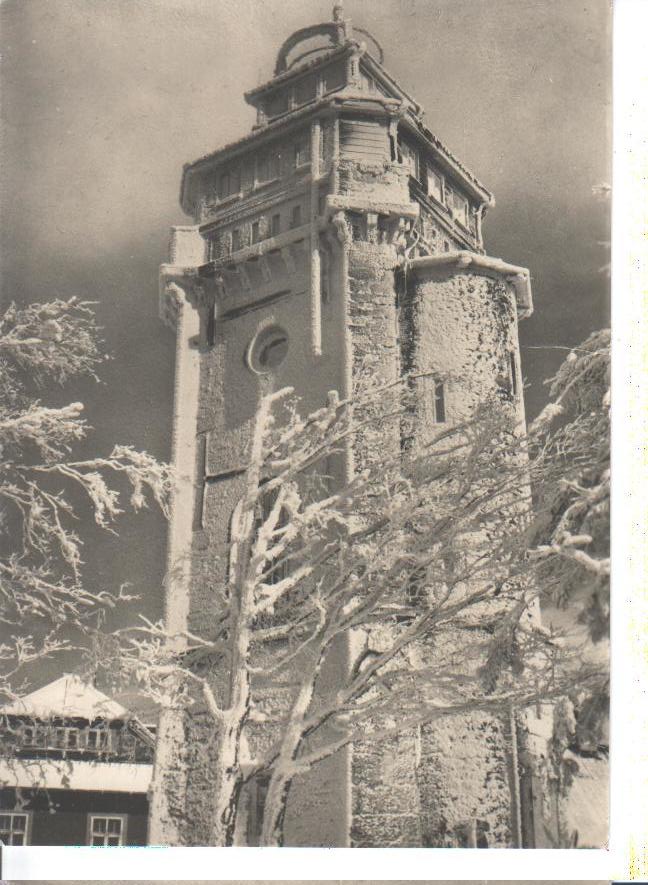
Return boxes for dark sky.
[0,0,611,634]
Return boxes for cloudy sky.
[1,0,611,632]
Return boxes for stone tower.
[154,6,561,847]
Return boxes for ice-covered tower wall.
[153,5,561,847]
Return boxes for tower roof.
[180,4,494,214]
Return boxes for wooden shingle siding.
[340,120,389,163]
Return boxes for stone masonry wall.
[346,238,427,846]
[404,270,521,424]
[417,713,515,846]
[162,234,353,845]
[400,269,522,846]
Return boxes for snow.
[408,250,533,316]
[0,758,152,793]
[0,674,130,721]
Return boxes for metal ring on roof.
[352,27,384,63]
[275,24,341,75]
[274,21,384,75]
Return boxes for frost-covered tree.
[527,329,610,758]
[121,377,605,846]
[0,298,172,702]
[529,329,610,640]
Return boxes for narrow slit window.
[398,138,420,181]
[290,205,302,228]
[294,138,310,168]
[426,166,444,203]
[194,434,207,531]
[509,351,518,396]
[433,379,446,423]
[271,213,281,237]
[246,773,270,846]
[205,302,216,346]
[231,228,242,252]
[251,221,261,244]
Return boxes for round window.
[248,325,289,374]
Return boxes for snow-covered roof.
[0,758,151,793]
[408,250,533,318]
[0,674,130,721]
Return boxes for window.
[246,773,270,846]
[509,351,519,397]
[426,165,443,203]
[22,723,47,747]
[319,127,325,164]
[322,60,346,93]
[258,150,281,183]
[231,228,242,252]
[88,815,126,847]
[422,376,446,424]
[399,139,420,180]
[290,205,302,228]
[207,233,224,262]
[248,325,289,374]
[21,724,37,746]
[87,727,111,751]
[271,213,281,237]
[55,726,79,749]
[348,212,365,241]
[0,812,29,845]
[455,819,490,848]
[433,379,446,423]
[251,221,261,244]
[294,138,310,167]
[448,189,469,227]
[265,91,289,119]
[219,172,230,200]
[294,74,317,105]
[219,170,239,201]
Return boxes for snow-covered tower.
[155,5,560,847]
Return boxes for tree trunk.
[210,392,274,844]
[211,701,248,845]
[260,647,325,846]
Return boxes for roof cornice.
[407,250,533,317]
[180,93,400,214]
[244,44,354,105]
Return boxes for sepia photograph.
[0,0,611,852]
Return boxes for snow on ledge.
[0,758,152,793]
[408,250,533,318]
